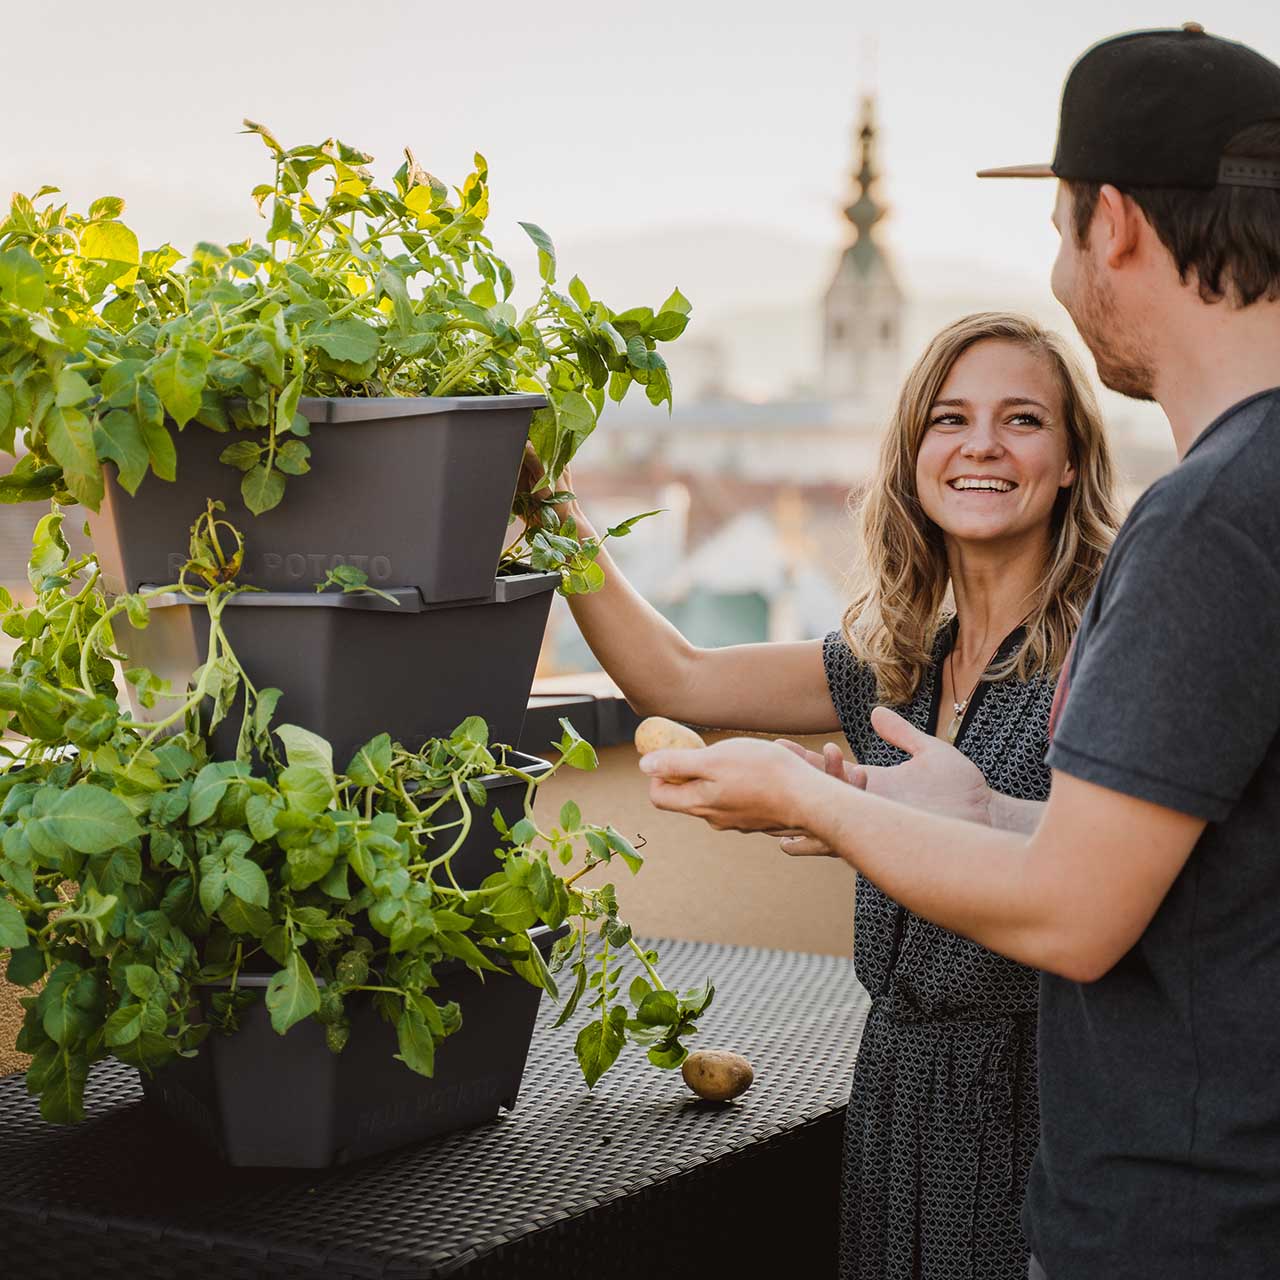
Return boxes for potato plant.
[0,507,715,1122]
[0,123,691,592]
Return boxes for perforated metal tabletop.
[0,940,868,1279]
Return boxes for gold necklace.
[944,637,1002,745]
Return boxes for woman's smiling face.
[914,338,1077,547]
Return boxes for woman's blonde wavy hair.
[842,312,1121,705]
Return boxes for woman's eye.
[929,414,964,427]
[1009,413,1045,427]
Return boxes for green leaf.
[0,386,14,453]
[305,318,379,364]
[198,856,227,915]
[636,989,679,1027]
[395,1004,437,1077]
[125,964,160,999]
[345,733,392,787]
[95,409,150,494]
[518,221,557,284]
[254,688,283,736]
[658,286,692,317]
[39,965,103,1048]
[245,793,281,841]
[487,881,539,933]
[275,439,310,475]
[7,943,44,986]
[242,463,285,514]
[553,962,589,1028]
[123,593,150,630]
[135,388,176,482]
[558,800,581,832]
[28,510,70,590]
[226,853,270,908]
[279,765,333,818]
[217,896,273,938]
[43,786,142,854]
[45,405,103,510]
[187,763,229,826]
[95,844,142,894]
[38,1047,89,1123]
[89,196,125,220]
[151,345,210,428]
[104,1004,144,1047]
[55,369,93,408]
[575,1006,627,1089]
[557,718,598,771]
[0,245,46,308]
[278,723,333,774]
[265,951,321,1034]
[648,311,690,342]
[219,440,261,472]
[0,899,27,948]
[605,826,644,874]
[57,889,118,947]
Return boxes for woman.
[534,312,1119,1280]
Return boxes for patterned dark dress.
[823,623,1054,1280]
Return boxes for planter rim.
[296,393,548,423]
[135,568,559,614]
[406,748,553,800]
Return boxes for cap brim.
[976,163,1057,179]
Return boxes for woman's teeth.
[948,478,1016,492]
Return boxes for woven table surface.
[0,938,868,1279]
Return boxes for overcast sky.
[7,3,1280,290]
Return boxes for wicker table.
[0,939,868,1279]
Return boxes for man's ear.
[1096,184,1141,269]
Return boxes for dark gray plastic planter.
[141,925,567,1167]
[87,393,546,603]
[113,570,558,765]
[416,750,553,889]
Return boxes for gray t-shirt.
[1025,389,1280,1279]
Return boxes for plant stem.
[627,937,665,990]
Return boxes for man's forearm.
[986,791,1047,835]
[795,770,1069,973]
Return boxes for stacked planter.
[93,393,565,1166]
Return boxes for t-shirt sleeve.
[1047,506,1280,821]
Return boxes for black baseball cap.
[978,23,1280,189]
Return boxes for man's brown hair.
[1070,121,1280,306]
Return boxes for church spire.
[842,97,886,267]
[821,94,903,405]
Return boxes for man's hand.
[851,707,994,821]
[773,708,995,856]
[774,739,862,856]
[639,737,822,834]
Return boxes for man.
[639,26,1280,1280]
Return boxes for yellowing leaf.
[80,221,140,287]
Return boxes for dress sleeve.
[823,629,863,728]
[1047,505,1280,821]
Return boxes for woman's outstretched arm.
[529,457,840,735]
[565,533,838,734]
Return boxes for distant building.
[821,97,904,411]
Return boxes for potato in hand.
[634,716,707,756]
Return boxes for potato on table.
[681,1049,754,1102]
